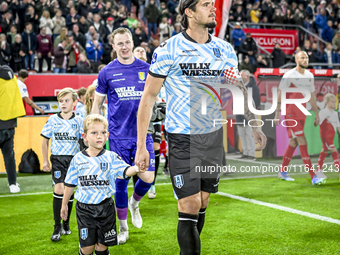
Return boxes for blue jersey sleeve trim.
[148,70,167,79]
[95,91,106,97]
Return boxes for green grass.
[1,159,340,254]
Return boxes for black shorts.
[50,155,73,184]
[152,123,162,144]
[168,128,223,199]
[76,197,118,247]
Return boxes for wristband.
[135,165,139,173]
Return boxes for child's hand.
[43,161,51,172]
[60,205,68,221]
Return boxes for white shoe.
[148,185,156,199]
[128,197,143,228]
[315,171,327,179]
[117,228,129,244]
[9,183,20,193]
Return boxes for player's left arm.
[309,92,320,125]
[235,81,267,150]
[61,186,75,221]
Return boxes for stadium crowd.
[0,0,180,73]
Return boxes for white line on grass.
[217,191,340,225]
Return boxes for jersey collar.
[182,30,212,44]
[58,112,76,120]
[82,148,106,157]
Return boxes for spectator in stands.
[332,30,340,50]
[311,42,323,67]
[231,22,245,53]
[53,39,68,73]
[92,13,106,42]
[133,26,148,47]
[66,7,79,30]
[273,8,286,24]
[315,8,328,36]
[317,0,327,15]
[166,0,178,17]
[329,12,338,29]
[285,8,294,24]
[54,27,68,48]
[271,43,286,68]
[239,55,253,74]
[92,0,104,14]
[145,0,160,39]
[77,0,90,18]
[293,9,305,26]
[303,40,314,62]
[306,0,316,19]
[7,24,18,45]
[10,34,26,72]
[159,1,170,21]
[25,5,39,34]
[65,34,85,73]
[100,1,112,22]
[323,42,339,69]
[77,52,93,73]
[261,0,275,23]
[1,11,14,34]
[86,33,103,73]
[22,22,37,71]
[159,17,172,43]
[249,2,261,28]
[78,15,89,35]
[63,0,74,18]
[106,17,115,36]
[86,11,94,27]
[255,55,268,69]
[35,0,51,18]
[172,23,182,36]
[127,12,138,29]
[36,27,53,73]
[72,24,86,48]
[102,34,113,64]
[322,20,334,42]
[230,5,246,23]
[39,10,54,36]
[0,34,11,66]
[85,26,100,43]
[114,6,127,29]
[52,9,66,41]
[239,33,257,67]
[303,16,314,33]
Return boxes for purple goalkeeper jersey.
[96,57,150,139]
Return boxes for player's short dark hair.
[179,0,200,29]
[18,69,28,79]
[77,87,87,97]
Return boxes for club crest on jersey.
[80,228,88,240]
[72,124,77,129]
[138,72,145,81]
[54,171,61,179]
[152,52,157,64]
[213,48,221,58]
[174,174,184,189]
[100,162,108,171]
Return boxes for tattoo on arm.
[235,82,255,121]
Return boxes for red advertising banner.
[243,28,299,55]
[23,74,98,115]
[254,68,340,77]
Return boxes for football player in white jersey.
[274,51,325,185]
[135,0,267,253]
[317,93,340,178]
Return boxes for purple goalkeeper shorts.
[109,134,155,171]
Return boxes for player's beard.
[204,21,217,29]
[299,63,308,69]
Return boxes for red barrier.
[243,29,298,55]
[24,74,98,115]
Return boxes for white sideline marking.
[0,191,51,198]
[217,191,340,225]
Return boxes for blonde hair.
[83,114,108,133]
[85,84,106,116]
[111,27,132,43]
[57,87,78,101]
[324,93,336,104]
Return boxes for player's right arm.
[42,137,50,172]
[92,67,108,114]
[23,96,45,114]
[135,75,164,171]
[61,186,75,221]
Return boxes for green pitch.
[1,158,340,255]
